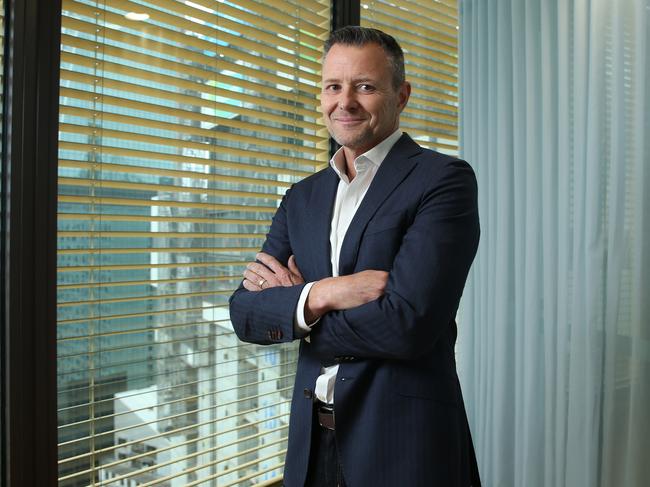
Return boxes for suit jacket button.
[303,388,313,399]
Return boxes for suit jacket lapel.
[338,134,422,276]
[304,167,339,279]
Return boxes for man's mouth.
[332,117,366,124]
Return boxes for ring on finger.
[258,278,267,288]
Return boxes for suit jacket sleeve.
[228,187,306,345]
[307,158,480,361]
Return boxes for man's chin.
[331,134,370,151]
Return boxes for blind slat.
[58,194,280,212]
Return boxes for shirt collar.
[329,129,403,180]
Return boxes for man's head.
[321,26,411,159]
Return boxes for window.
[361,0,459,154]
[0,0,463,483]
[56,1,330,485]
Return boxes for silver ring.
[258,279,266,288]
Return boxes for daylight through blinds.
[361,0,459,154]
[57,1,329,485]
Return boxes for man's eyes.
[323,84,376,92]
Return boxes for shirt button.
[303,388,313,399]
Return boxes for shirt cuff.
[294,281,320,333]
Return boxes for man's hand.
[242,252,388,323]
[242,252,304,292]
[304,270,388,323]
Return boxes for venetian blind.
[361,0,459,154]
[56,1,329,486]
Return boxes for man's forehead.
[322,44,390,74]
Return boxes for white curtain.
[458,1,650,486]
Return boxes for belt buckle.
[317,404,335,430]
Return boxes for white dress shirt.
[294,129,403,404]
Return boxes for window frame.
[1,0,62,484]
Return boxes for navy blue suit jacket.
[230,134,481,487]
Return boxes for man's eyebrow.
[322,77,376,84]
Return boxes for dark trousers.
[304,406,347,487]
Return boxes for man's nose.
[337,87,358,110]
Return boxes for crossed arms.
[242,253,388,324]
[228,157,480,361]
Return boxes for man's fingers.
[256,252,295,285]
[242,279,258,292]
[288,255,304,281]
[256,252,284,274]
[243,268,274,289]
[243,253,301,289]
[246,262,263,273]
[246,261,273,280]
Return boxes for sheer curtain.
[458,1,649,486]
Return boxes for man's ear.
[398,81,411,112]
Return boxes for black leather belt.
[317,404,335,431]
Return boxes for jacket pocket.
[392,365,460,405]
[364,210,407,236]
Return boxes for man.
[229,26,481,487]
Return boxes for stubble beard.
[326,116,377,153]
[330,129,373,152]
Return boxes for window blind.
[57,1,329,486]
[361,0,459,154]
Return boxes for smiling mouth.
[333,118,366,124]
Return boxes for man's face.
[321,43,410,157]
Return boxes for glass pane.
[362,0,459,154]
[57,1,329,485]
